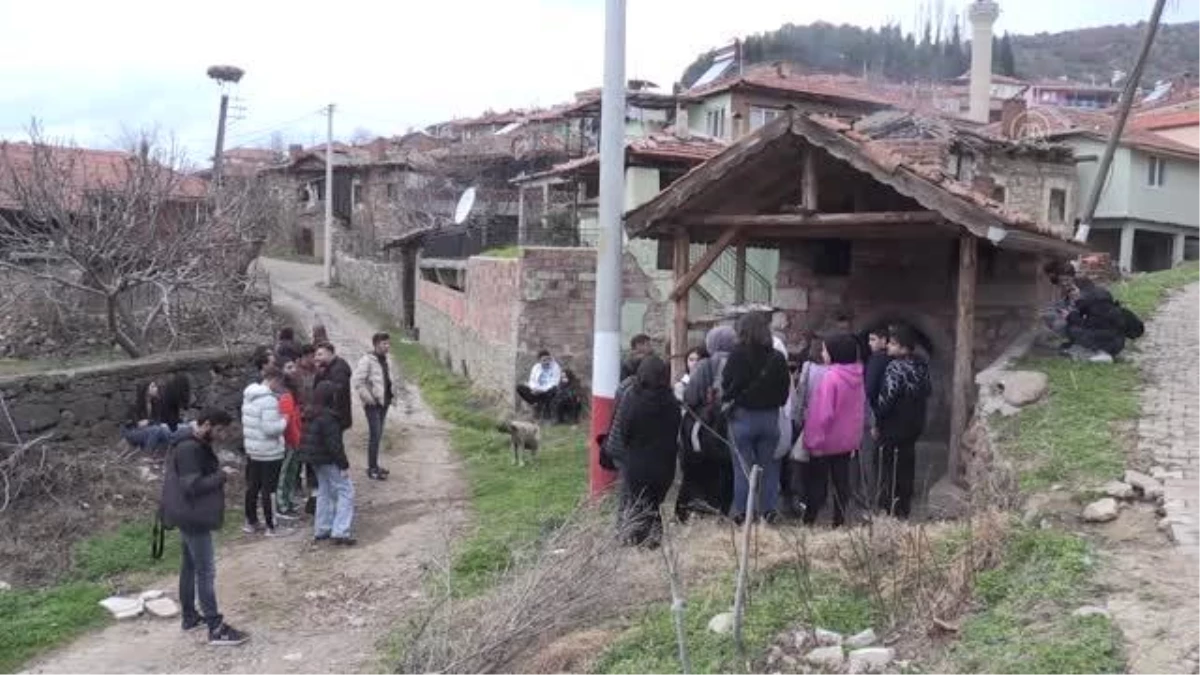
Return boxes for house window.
[812,239,852,276]
[991,185,1006,203]
[351,182,364,207]
[1048,188,1066,224]
[705,108,726,138]
[1147,155,1166,187]
[749,106,781,130]
[386,183,398,200]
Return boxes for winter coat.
[721,343,790,411]
[875,356,932,442]
[864,351,891,413]
[241,382,287,462]
[789,362,828,460]
[297,409,349,470]
[353,352,394,407]
[601,375,639,467]
[160,430,225,533]
[276,339,302,364]
[619,384,682,488]
[280,391,302,449]
[803,363,866,457]
[315,357,354,430]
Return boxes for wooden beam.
[671,227,691,381]
[734,242,747,304]
[949,233,977,485]
[801,143,818,210]
[668,225,743,301]
[682,210,943,228]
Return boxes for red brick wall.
[466,257,519,345]
[417,278,466,324]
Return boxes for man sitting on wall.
[517,350,562,420]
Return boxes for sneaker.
[377,466,390,477]
[241,523,258,535]
[181,614,205,632]
[367,468,385,481]
[332,536,357,546]
[264,527,279,538]
[276,510,299,522]
[208,622,249,647]
[1088,351,1114,363]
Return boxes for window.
[386,183,398,200]
[705,108,727,138]
[1048,188,1066,224]
[1147,155,1166,187]
[812,239,852,277]
[749,106,781,130]
[991,185,1006,203]
[351,182,364,207]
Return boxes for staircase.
[689,243,773,308]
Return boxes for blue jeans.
[314,464,355,539]
[729,408,782,518]
[179,529,221,630]
[122,424,189,451]
[364,405,386,471]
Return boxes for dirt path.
[26,258,469,674]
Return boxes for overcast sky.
[1,0,1194,164]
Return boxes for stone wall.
[0,347,258,446]
[334,251,407,327]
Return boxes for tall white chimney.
[968,1,1001,123]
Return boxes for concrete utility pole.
[323,103,335,286]
[1074,0,1167,244]
[589,0,626,497]
[205,65,245,188]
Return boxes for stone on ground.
[707,612,734,635]
[1102,481,1136,500]
[99,596,143,620]
[1072,605,1112,619]
[804,645,845,670]
[138,589,165,600]
[813,627,844,646]
[999,370,1049,406]
[844,628,878,649]
[1082,498,1119,523]
[847,647,895,674]
[1124,470,1165,500]
[145,597,179,618]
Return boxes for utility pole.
[323,103,335,286]
[1074,0,1167,244]
[588,0,626,497]
[212,93,229,186]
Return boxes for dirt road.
[27,258,468,674]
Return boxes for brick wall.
[334,251,407,326]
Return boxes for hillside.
[681,21,1199,88]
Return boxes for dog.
[496,419,540,466]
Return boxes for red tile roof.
[0,141,206,211]
[512,132,726,183]
[982,105,1199,159]
[686,63,901,109]
[1129,109,1200,131]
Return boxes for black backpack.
[1119,304,1145,339]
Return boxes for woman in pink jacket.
[801,334,865,527]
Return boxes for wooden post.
[672,227,691,380]
[734,242,747,304]
[801,143,818,210]
[517,186,526,244]
[949,234,977,484]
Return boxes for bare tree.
[0,123,276,357]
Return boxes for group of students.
[600,312,932,547]
[153,324,400,647]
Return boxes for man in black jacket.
[872,325,931,519]
[160,409,249,647]
[314,342,354,431]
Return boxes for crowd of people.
[598,313,933,548]
[146,323,400,647]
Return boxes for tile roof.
[981,105,1198,159]
[685,63,901,109]
[0,141,206,211]
[1129,109,1200,131]
[512,132,726,183]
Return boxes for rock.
[138,466,156,482]
[804,646,845,670]
[1071,605,1111,620]
[707,612,734,635]
[1081,498,1119,523]
[848,647,895,674]
[845,628,878,649]
[0,580,10,591]
[767,645,785,666]
[138,589,165,600]
[99,596,144,620]
[1102,481,1135,500]
[814,627,844,646]
[1151,466,1184,481]
[1124,470,1165,500]
[792,630,811,651]
[780,654,799,669]
[145,597,179,618]
[1021,493,1052,526]
[998,370,1049,406]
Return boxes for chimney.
[1000,97,1027,139]
[773,61,789,79]
[967,1,1001,124]
[675,102,690,139]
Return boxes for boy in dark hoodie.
[872,324,931,519]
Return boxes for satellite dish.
[453,186,477,225]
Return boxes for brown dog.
[496,420,540,466]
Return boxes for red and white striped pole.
[588,0,626,497]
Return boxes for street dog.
[496,419,540,466]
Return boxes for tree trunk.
[107,294,144,358]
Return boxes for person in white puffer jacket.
[241,365,289,536]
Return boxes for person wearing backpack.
[722,312,791,524]
[1064,279,1129,361]
[159,409,249,647]
[678,326,738,521]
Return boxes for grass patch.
[946,527,1123,674]
[393,342,586,595]
[1109,263,1199,317]
[596,567,874,674]
[479,245,521,259]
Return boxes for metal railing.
[689,244,772,305]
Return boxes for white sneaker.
[1088,351,1114,363]
[241,523,257,535]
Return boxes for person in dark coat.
[298,381,356,545]
[313,342,353,431]
[678,326,738,522]
[613,356,681,548]
[1065,279,1127,359]
[275,327,303,364]
[550,369,584,424]
[160,409,249,646]
[872,324,932,519]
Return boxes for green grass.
[596,568,874,674]
[1109,262,1199,317]
[478,245,521,259]
[946,527,1123,674]
[393,342,586,595]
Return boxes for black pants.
[676,453,733,522]
[876,437,917,518]
[1066,325,1125,356]
[245,458,283,528]
[516,385,558,418]
[803,454,852,526]
[619,478,669,548]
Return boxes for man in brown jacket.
[351,332,397,480]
